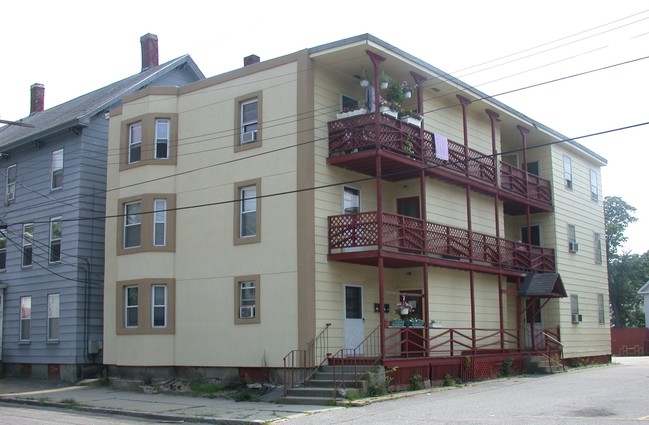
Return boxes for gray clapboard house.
[0,34,203,381]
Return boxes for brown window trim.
[116,279,176,335]
[233,178,261,245]
[117,193,176,255]
[120,113,178,170]
[234,275,260,324]
[234,91,263,152]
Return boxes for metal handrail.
[541,330,565,373]
[331,325,382,392]
[282,323,331,396]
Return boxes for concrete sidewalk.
[0,378,339,424]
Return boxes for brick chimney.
[140,33,159,71]
[30,83,45,114]
[244,55,260,67]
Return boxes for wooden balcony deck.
[327,112,552,213]
[328,212,556,274]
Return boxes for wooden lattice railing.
[328,212,556,273]
[328,112,551,206]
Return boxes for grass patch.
[189,380,224,396]
[60,398,81,407]
[234,388,259,402]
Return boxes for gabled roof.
[519,273,567,298]
[639,280,649,295]
[0,55,203,150]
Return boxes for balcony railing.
[328,112,552,207]
[328,211,556,273]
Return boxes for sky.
[1,1,648,254]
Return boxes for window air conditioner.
[240,305,255,318]
[571,313,583,323]
[241,130,257,144]
[569,242,579,253]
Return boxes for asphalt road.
[286,357,649,424]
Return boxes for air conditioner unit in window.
[241,130,257,144]
[240,305,255,319]
[569,242,579,253]
[571,313,583,323]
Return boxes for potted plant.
[359,71,370,87]
[403,134,415,156]
[379,71,391,89]
[395,297,413,316]
[400,109,423,127]
[401,81,413,99]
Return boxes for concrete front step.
[525,355,565,374]
[277,395,345,406]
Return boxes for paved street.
[285,357,649,424]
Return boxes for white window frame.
[49,216,62,264]
[240,99,258,145]
[128,122,142,164]
[6,164,16,202]
[47,293,60,341]
[153,199,167,246]
[20,296,31,341]
[240,185,257,238]
[239,281,256,319]
[590,169,599,202]
[597,293,605,325]
[568,224,577,252]
[51,149,64,190]
[0,229,6,271]
[22,223,34,267]
[154,118,170,159]
[151,285,168,328]
[343,186,361,214]
[123,201,142,249]
[125,286,139,328]
[563,155,572,190]
[594,232,602,264]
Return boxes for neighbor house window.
[0,230,6,271]
[128,122,142,163]
[20,296,31,341]
[153,199,167,246]
[568,224,577,252]
[234,179,261,244]
[570,294,580,323]
[590,169,599,202]
[563,156,572,189]
[234,92,262,150]
[117,279,175,334]
[22,223,34,267]
[51,149,64,189]
[49,217,62,263]
[123,201,142,249]
[154,118,170,159]
[6,164,16,202]
[234,275,260,324]
[125,286,139,328]
[594,232,602,264]
[47,293,60,341]
[151,285,167,328]
[597,293,605,325]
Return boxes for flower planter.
[381,108,399,119]
[404,90,412,99]
[430,322,443,328]
[400,307,410,315]
[360,79,370,87]
[336,108,368,119]
[380,81,389,89]
[410,320,425,327]
[389,320,405,327]
[401,116,422,127]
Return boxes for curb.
[0,395,268,425]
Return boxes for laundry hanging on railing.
[434,134,449,160]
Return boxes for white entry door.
[344,285,364,354]
[524,298,544,348]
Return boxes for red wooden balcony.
[328,212,556,274]
[328,112,552,213]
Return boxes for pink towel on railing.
[434,134,449,160]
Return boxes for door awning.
[519,273,567,298]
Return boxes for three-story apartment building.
[103,34,609,387]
